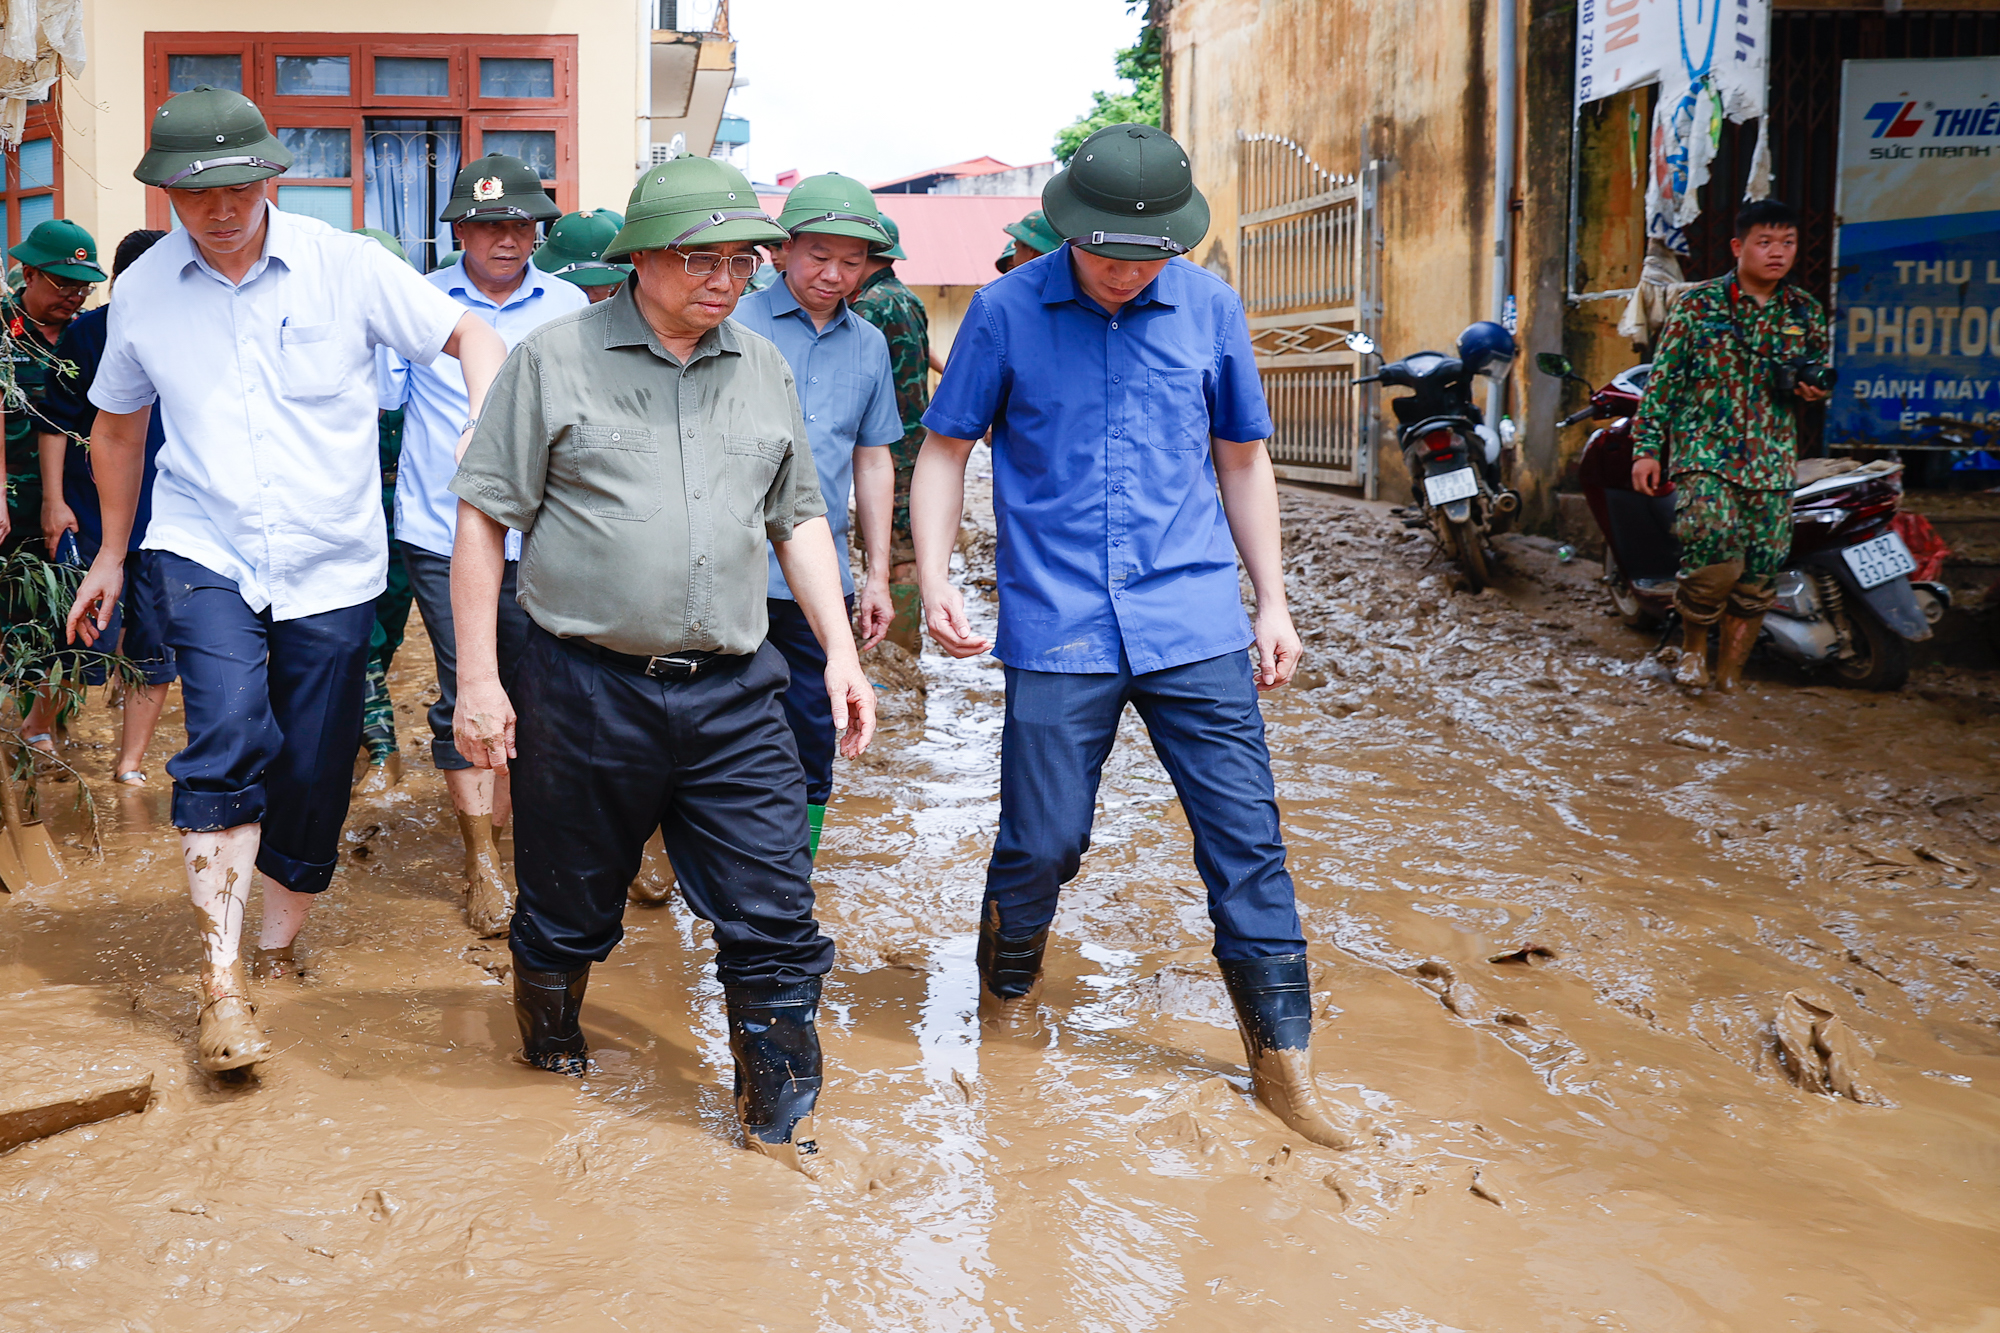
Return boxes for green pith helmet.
[440,154,561,225]
[1004,209,1063,257]
[604,156,786,260]
[776,173,891,251]
[994,238,1017,274]
[876,212,907,261]
[435,249,462,268]
[353,227,408,263]
[1043,123,1209,262]
[533,208,632,286]
[9,219,107,283]
[134,86,293,190]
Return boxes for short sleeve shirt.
[449,284,826,658]
[733,276,902,600]
[923,246,1274,674]
[88,204,467,619]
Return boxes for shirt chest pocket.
[277,321,341,401]
[1144,367,1211,453]
[829,370,874,437]
[556,425,661,522]
[725,433,787,528]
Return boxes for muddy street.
[4,478,1999,1332]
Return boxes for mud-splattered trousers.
[986,649,1307,960]
[155,552,374,894]
[1671,471,1792,623]
[507,625,836,988]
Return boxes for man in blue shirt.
[733,173,902,859]
[383,154,584,936]
[911,124,1347,1148]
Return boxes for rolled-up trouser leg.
[1675,560,1743,627]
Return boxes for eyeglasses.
[677,250,761,279]
[31,272,95,295]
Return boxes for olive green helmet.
[776,173,891,251]
[134,86,292,190]
[1004,209,1064,258]
[604,156,786,260]
[10,219,107,283]
[353,227,408,263]
[876,212,907,261]
[1043,123,1209,262]
[440,154,561,225]
[533,208,631,287]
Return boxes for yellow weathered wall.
[64,1,643,253]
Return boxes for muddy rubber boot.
[976,916,1049,1032]
[457,811,512,938]
[248,943,302,981]
[514,964,589,1075]
[1714,612,1762,693]
[1673,622,1712,690]
[726,979,832,1176]
[806,804,826,862]
[627,848,678,906]
[1218,955,1355,1149]
[197,961,273,1073]
[356,752,403,795]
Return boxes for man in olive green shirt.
[448,155,873,1176]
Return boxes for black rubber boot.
[725,977,825,1154]
[975,913,1049,1030]
[514,964,589,1076]
[1218,954,1354,1149]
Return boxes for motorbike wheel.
[1600,547,1655,629]
[1831,604,1910,692]
[1450,518,1490,593]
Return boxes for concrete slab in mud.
[0,985,154,1155]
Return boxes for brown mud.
[4,471,2000,1330]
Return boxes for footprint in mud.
[1775,992,1887,1105]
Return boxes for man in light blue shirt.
[732,174,902,858]
[383,154,584,937]
[912,125,1348,1150]
[65,87,506,1074]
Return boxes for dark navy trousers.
[986,649,1306,961]
[155,552,374,894]
[763,595,851,807]
[508,624,834,987]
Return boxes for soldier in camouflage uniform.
[848,211,933,652]
[1633,199,1829,692]
[2,220,102,557]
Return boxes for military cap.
[353,227,408,263]
[1004,209,1064,257]
[1043,123,1210,262]
[134,86,293,190]
[876,211,908,261]
[440,154,562,225]
[994,238,1017,275]
[533,209,632,287]
[10,218,107,283]
[776,173,891,251]
[604,156,786,260]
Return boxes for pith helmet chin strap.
[669,210,779,246]
[787,210,883,235]
[161,155,289,188]
[1072,230,1190,255]
[554,260,624,275]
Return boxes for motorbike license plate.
[1423,466,1479,506]
[1840,530,1918,589]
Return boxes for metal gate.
[1237,133,1377,491]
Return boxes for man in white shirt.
[381,154,584,938]
[64,86,507,1075]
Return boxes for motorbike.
[1343,324,1523,593]
[1537,352,1939,691]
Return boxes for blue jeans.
[764,594,853,806]
[986,650,1305,961]
[400,543,529,771]
[156,553,373,894]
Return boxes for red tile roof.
[758,193,1044,288]
[866,156,1017,191]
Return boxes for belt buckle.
[644,655,700,681]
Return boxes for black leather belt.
[559,635,746,681]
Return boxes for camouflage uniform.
[362,406,414,763]
[2,298,63,553]
[1632,276,1827,622]
[849,265,931,558]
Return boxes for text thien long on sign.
[1831,57,2000,449]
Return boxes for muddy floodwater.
[4,480,1999,1331]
